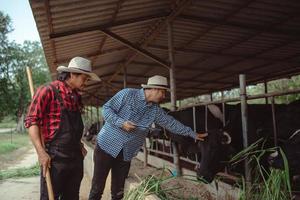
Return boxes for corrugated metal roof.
[29,0,300,106]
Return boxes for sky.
[0,0,40,44]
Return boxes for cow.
[147,104,227,159]
[196,100,300,190]
[84,121,104,143]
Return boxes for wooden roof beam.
[106,0,194,83]
[91,0,127,64]
[100,29,170,69]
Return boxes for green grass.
[0,163,40,180]
[0,142,19,154]
[229,140,292,200]
[124,168,179,200]
[0,132,29,154]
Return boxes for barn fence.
[141,86,300,182]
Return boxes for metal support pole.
[168,20,181,176]
[221,91,226,126]
[123,65,127,88]
[264,80,268,104]
[193,106,199,162]
[239,74,251,184]
[168,21,177,112]
[143,138,148,167]
[192,106,197,132]
[271,97,278,146]
[205,105,208,131]
[96,106,100,130]
[90,106,93,125]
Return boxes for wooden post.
[26,66,54,200]
[26,67,35,98]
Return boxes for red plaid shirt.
[24,80,83,142]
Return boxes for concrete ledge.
[136,152,239,199]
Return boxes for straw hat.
[57,57,101,81]
[141,75,169,90]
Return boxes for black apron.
[41,84,84,200]
[46,84,84,161]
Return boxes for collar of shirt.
[138,88,153,107]
[54,80,77,96]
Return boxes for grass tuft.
[0,163,40,180]
[229,139,292,200]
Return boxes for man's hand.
[196,132,208,141]
[37,149,51,177]
[122,121,136,132]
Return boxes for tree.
[0,11,50,125]
[0,11,13,121]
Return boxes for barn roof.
[29,0,300,106]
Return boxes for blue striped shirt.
[96,88,197,161]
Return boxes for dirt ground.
[0,143,32,170]
[127,158,239,200]
[0,143,239,200]
[0,146,93,200]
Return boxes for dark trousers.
[40,160,83,200]
[88,145,131,200]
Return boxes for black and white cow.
[84,121,104,143]
[147,104,228,159]
[196,100,300,190]
[148,100,300,188]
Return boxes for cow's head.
[197,129,231,183]
[268,131,300,176]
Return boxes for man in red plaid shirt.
[25,56,100,200]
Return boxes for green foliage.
[229,140,292,200]
[124,168,179,200]
[0,163,40,180]
[0,11,50,122]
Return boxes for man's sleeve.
[102,89,130,128]
[24,86,52,128]
[154,107,197,139]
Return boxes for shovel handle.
[26,67,54,200]
[46,168,54,200]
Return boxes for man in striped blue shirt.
[88,75,207,200]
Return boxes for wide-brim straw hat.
[57,56,101,81]
[141,75,170,91]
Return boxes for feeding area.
[2,0,299,199]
